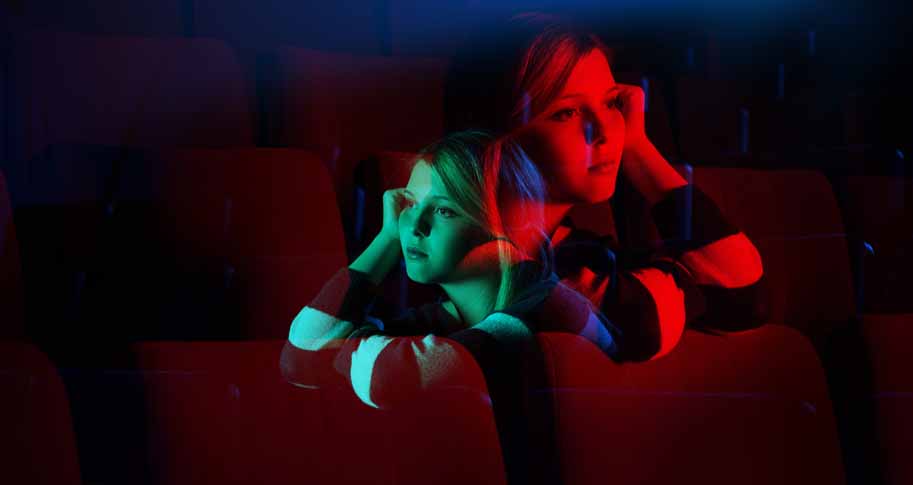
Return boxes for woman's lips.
[405,246,428,259]
[588,163,615,174]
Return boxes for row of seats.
[5,148,347,348]
[2,150,910,342]
[2,32,897,208]
[6,318,912,484]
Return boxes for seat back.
[863,314,913,485]
[113,147,346,339]
[8,32,254,165]
[0,342,81,485]
[119,339,506,485]
[843,175,913,313]
[275,47,447,224]
[537,327,845,485]
[0,170,25,338]
[692,167,855,332]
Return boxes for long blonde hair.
[417,131,547,311]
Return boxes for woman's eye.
[606,97,621,110]
[549,107,577,122]
[435,206,457,218]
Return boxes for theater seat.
[842,175,913,314]
[537,327,845,485]
[110,147,347,340]
[275,47,447,229]
[0,170,25,338]
[0,341,81,485]
[8,32,254,165]
[863,313,913,485]
[692,167,855,333]
[66,339,505,484]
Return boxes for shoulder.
[472,312,533,346]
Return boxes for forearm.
[349,233,401,285]
[621,141,687,206]
[287,268,380,351]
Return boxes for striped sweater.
[554,183,769,362]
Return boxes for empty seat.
[113,147,347,340]
[842,175,913,313]
[537,327,845,485]
[275,47,447,227]
[0,170,25,338]
[0,341,81,485]
[862,313,913,485]
[7,31,254,173]
[692,167,855,333]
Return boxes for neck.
[440,271,501,326]
[544,202,573,237]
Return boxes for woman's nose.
[583,112,606,145]
[407,207,431,238]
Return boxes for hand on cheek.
[616,84,653,160]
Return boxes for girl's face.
[399,161,491,285]
[514,50,624,204]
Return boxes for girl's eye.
[549,107,577,122]
[606,97,621,110]
[435,206,457,218]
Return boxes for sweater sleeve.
[650,185,769,332]
[279,266,529,409]
[558,185,769,362]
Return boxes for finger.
[616,84,646,113]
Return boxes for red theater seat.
[8,32,254,165]
[76,339,506,485]
[0,342,81,485]
[692,167,855,333]
[843,175,913,314]
[0,170,25,338]
[537,327,845,485]
[863,313,913,485]
[275,47,447,225]
[111,148,347,340]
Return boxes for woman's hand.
[349,188,413,285]
[615,83,652,158]
[379,188,414,244]
[615,83,687,205]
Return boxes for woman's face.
[514,50,624,204]
[399,161,492,285]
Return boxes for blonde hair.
[417,131,547,311]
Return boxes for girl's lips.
[588,163,614,174]
[406,246,428,259]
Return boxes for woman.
[445,13,768,362]
[281,131,610,484]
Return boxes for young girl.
[281,131,612,484]
[444,13,768,362]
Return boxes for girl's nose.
[584,113,606,145]
[407,207,431,238]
